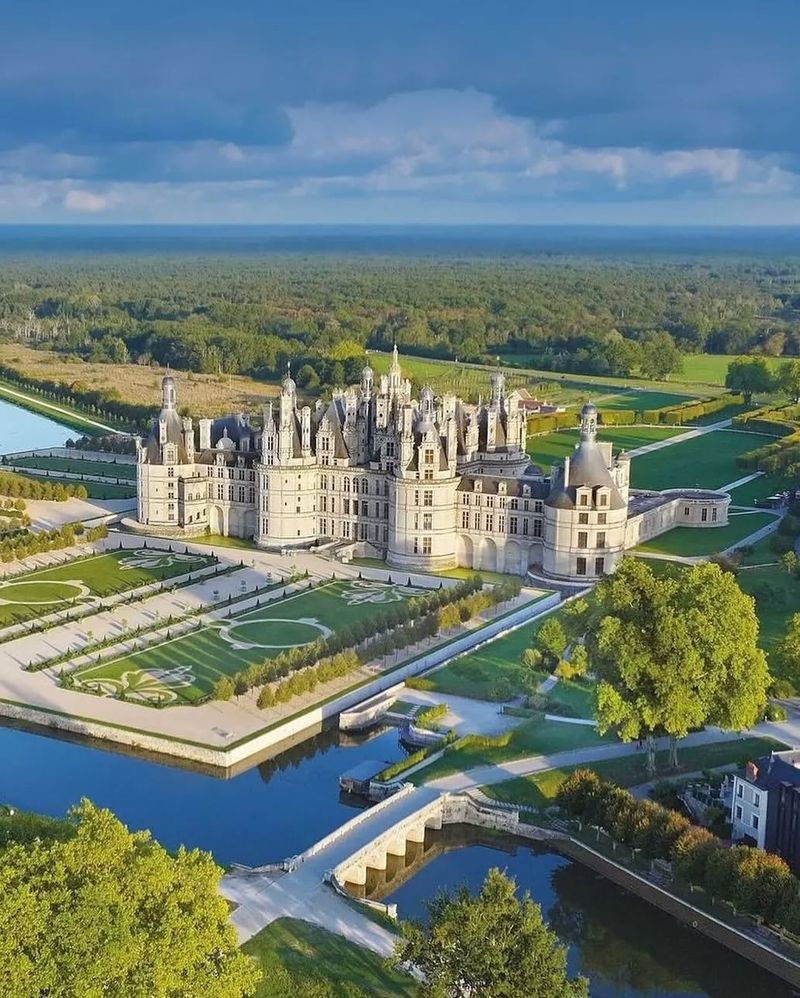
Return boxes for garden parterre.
[4,455,137,479]
[0,548,215,628]
[69,577,433,705]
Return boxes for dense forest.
[1,252,800,392]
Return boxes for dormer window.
[424,448,435,465]
[498,482,507,495]
[598,492,608,507]
[473,480,482,493]
[522,485,531,497]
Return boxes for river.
[0,396,797,997]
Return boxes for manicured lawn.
[589,389,697,411]
[631,429,771,491]
[0,547,214,628]
[413,716,612,785]
[737,561,800,668]
[678,353,782,387]
[243,917,413,997]
[71,577,431,705]
[481,736,788,810]
[189,533,257,551]
[527,425,682,470]
[7,455,137,479]
[728,473,794,508]
[16,473,136,499]
[634,511,777,557]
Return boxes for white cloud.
[63,188,113,212]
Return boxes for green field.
[71,578,431,705]
[728,473,793,508]
[0,548,214,628]
[412,716,612,785]
[631,429,769,491]
[481,737,787,810]
[527,425,682,470]
[243,917,413,997]
[677,353,783,387]
[634,511,777,558]
[738,561,800,667]
[419,608,593,718]
[7,455,137,480]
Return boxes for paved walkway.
[0,383,121,434]
[625,418,733,459]
[221,786,442,953]
[25,496,136,530]
[425,725,785,793]
[394,689,520,737]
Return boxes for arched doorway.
[208,505,223,535]
[478,537,497,573]
[456,534,474,569]
[504,540,522,575]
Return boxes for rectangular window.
[474,512,480,530]
[423,490,433,507]
[577,531,588,548]
[576,557,587,576]
[423,468,433,480]
[599,494,607,506]
[523,519,529,535]
[498,515,505,532]
[701,507,708,522]
[485,514,493,532]
[752,814,759,830]
[736,805,743,819]
[578,512,589,525]
[423,513,432,530]
[423,537,432,554]
[344,499,350,514]
[595,557,605,576]
[510,516,518,534]
[754,793,760,807]
[462,510,469,528]
[534,501,543,513]
[598,512,607,525]
[413,537,420,554]
[533,519,542,538]
[737,784,743,798]
[684,506,690,516]
[712,507,718,522]
[579,494,588,506]
[424,448,434,464]
[597,531,606,548]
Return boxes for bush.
[489,677,515,702]
[764,702,788,722]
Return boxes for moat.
[1,398,798,997]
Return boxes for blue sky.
[3,1,799,224]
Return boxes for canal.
[0,395,76,451]
[1,395,798,997]
[374,827,798,998]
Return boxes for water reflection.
[0,718,404,866]
[379,826,798,998]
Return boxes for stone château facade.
[135,350,730,581]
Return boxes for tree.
[586,559,770,774]
[392,868,587,998]
[724,356,775,403]
[536,616,567,669]
[777,612,800,684]
[638,331,683,381]
[777,358,800,403]
[0,800,259,998]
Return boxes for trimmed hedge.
[557,769,800,933]
[526,411,578,435]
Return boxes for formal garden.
[1,453,137,480]
[66,576,525,707]
[0,547,215,628]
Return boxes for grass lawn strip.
[6,455,137,479]
[71,578,431,705]
[410,717,612,785]
[480,736,788,811]
[243,917,413,997]
[0,548,215,629]
[526,425,682,470]
[631,429,773,492]
[728,473,795,508]
[634,510,777,558]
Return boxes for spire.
[390,343,400,373]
